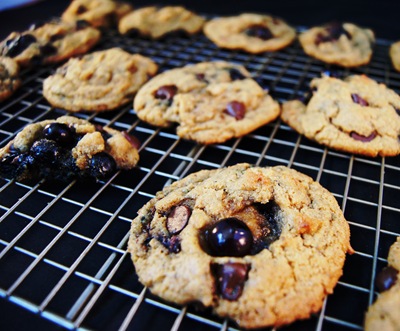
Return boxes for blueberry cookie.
[365,237,400,331]
[128,163,352,329]
[281,75,400,157]
[203,13,296,53]
[0,19,100,67]
[134,61,280,144]
[299,22,374,67]
[390,41,400,72]
[118,6,205,39]
[0,57,21,102]
[0,116,139,182]
[43,48,158,112]
[62,0,133,28]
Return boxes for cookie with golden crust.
[365,237,400,331]
[43,48,158,112]
[128,163,352,329]
[390,41,400,72]
[0,57,21,102]
[299,22,374,67]
[203,13,296,53]
[118,6,205,39]
[0,115,140,182]
[281,75,400,157]
[0,19,100,67]
[134,61,280,144]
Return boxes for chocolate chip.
[228,68,246,81]
[351,93,369,106]
[122,131,141,149]
[167,205,191,235]
[224,101,246,120]
[376,266,398,292]
[212,262,250,301]
[5,34,36,58]
[154,85,178,103]
[195,73,206,82]
[393,107,400,116]
[40,44,57,56]
[315,22,351,45]
[244,24,273,40]
[75,20,90,30]
[77,5,87,14]
[158,235,181,253]
[350,131,376,142]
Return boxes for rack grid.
[0,25,400,331]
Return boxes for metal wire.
[0,25,400,331]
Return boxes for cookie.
[128,163,352,329]
[61,0,132,28]
[365,237,400,331]
[390,41,400,72]
[118,6,205,39]
[281,74,400,157]
[0,19,100,67]
[0,57,21,102]
[134,61,280,144]
[0,115,139,182]
[43,47,158,112]
[203,13,296,53]
[299,22,375,67]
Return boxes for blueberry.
[5,34,37,58]
[89,152,116,178]
[43,123,75,147]
[204,218,253,257]
[376,266,398,292]
[244,24,273,40]
[30,139,63,165]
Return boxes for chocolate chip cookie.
[61,0,132,28]
[43,47,158,112]
[128,163,352,329]
[390,41,400,72]
[0,19,101,67]
[365,237,400,331]
[118,6,205,39]
[0,115,140,182]
[134,61,280,144]
[281,75,400,157]
[0,57,21,102]
[203,13,296,53]
[299,22,375,67]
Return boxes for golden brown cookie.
[281,75,400,157]
[43,47,158,112]
[128,163,352,329]
[365,237,400,331]
[0,19,100,67]
[390,41,400,72]
[134,61,280,144]
[0,56,21,102]
[299,22,374,67]
[0,115,140,182]
[118,6,205,39]
[203,13,296,53]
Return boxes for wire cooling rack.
[0,24,400,331]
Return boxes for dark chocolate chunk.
[244,24,273,40]
[154,85,178,104]
[228,68,246,81]
[212,262,250,301]
[5,34,37,58]
[351,93,369,106]
[224,101,246,120]
[167,205,191,235]
[350,131,377,142]
[376,266,398,292]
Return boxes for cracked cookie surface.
[0,115,139,182]
[203,13,296,53]
[365,237,400,331]
[134,61,280,144]
[128,163,352,329]
[299,22,374,67]
[118,6,205,39]
[0,56,21,102]
[281,75,400,157]
[0,19,100,67]
[43,47,158,112]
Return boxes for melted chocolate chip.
[40,44,57,56]
[228,68,246,81]
[154,85,178,104]
[77,5,87,14]
[315,22,351,45]
[195,73,206,82]
[351,93,369,106]
[224,101,246,120]
[167,205,191,235]
[5,34,37,58]
[212,262,250,301]
[122,131,141,149]
[350,131,377,142]
[49,33,65,42]
[202,218,253,257]
[376,266,398,292]
[244,24,273,40]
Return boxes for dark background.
[0,0,399,41]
